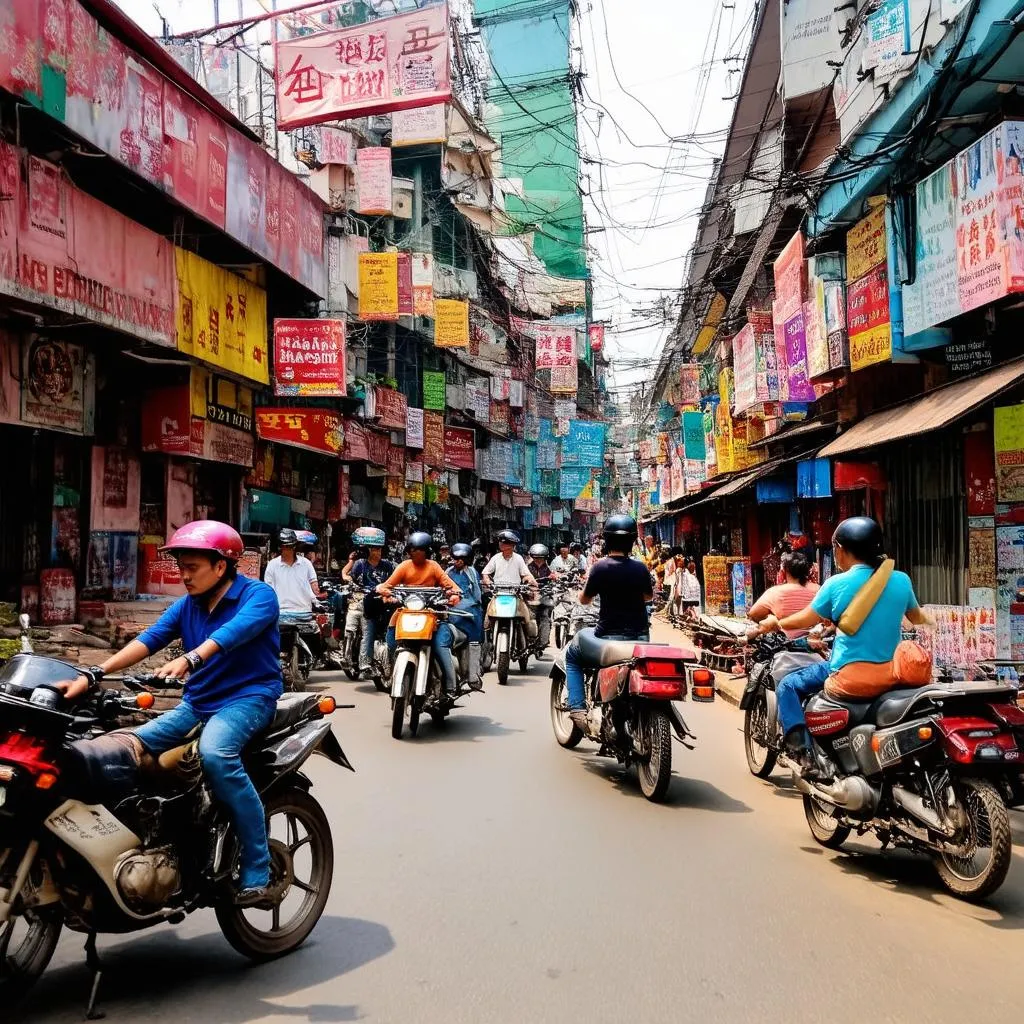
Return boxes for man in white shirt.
[482,530,538,633]
[264,528,319,613]
[550,541,581,578]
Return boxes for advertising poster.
[392,103,447,146]
[443,426,475,471]
[731,324,758,413]
[373,386,408,430]
[847,264,892,371]
[846,203,887,281]
[356,148,393,216]
[773,231,805,321]
[358,252,399,321]
[749,308,779,402]
[256,409,344,456]
[412,253,434,316]
[804,279,830,380]
[423,370,446,410]
[782,312,816,399]
[423,411,444,464]
[406,407,424,449]
[20,338,89,433]
[994,404,1024,502]
[824,280,850,372]
[702,556,731,615]
[434,298,470,347]
[273,318,346,397]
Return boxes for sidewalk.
[649,616,746,706]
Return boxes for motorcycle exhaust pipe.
[891,784,956,836]
[792,773,876,813]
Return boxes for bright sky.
[116,0,757,405]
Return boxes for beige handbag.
[836,558,894,636]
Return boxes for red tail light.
[643,659,686,678]
[629,668,684,699]
[0,731,59,781]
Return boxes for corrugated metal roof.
[819,358,1024,459]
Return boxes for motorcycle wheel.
[554,623,566,649]
[803,794,851,849]
[743,691,777,778]
[290,646,305,693]
[409,696,421,738]
[933,778,1012,901]
[343,633,361,680]
[550,676,583,749]
[496,628,510,685]
[519,655,530,674]
[480,636,494,672]
[216,788,333,961]
[0,904,63,1008]
[636,705,673,802]
[391,662,415,739]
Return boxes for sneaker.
[569,710,589,732]
[235,885,273,907]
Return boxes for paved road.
[23,624,1024,1022]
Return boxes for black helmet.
[408,531,433,553]
[832,516,884,565]
[451,542,473,560]
[529,544,549,559]
[497,530,520,545]
[602,514,637,548]
[279,528,298,547]
[570,542,582,553]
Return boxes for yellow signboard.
[434,298,470,348]
[693,292,727,356]
[846,202,887,281]
[850,323,892,371]
[358,252,399,321]
[995,404,1024,501]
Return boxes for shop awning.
[748,416,839,450]
[819,358,1024,460]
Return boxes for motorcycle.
[278,612,318,692]
[313,584,345,673]
[784,675,1024,900]
[567,592,600,644]
[740,631,829,778]
[549,629,715,801]
[551,579,578,650]
[485,584,537,685]
[341,587,390,691]
[690,613,748,673]
[388,587,479,740]
[0,653,352,1016]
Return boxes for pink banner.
[275,5,453,129]
[731,325,757,414]
[444,426,476,471]
[534,323,574,369]
[357,148,392,216]
[773,231,806,322]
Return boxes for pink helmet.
[161,520,244,562]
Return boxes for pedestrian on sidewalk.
[679,559,702,623]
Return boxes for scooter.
[485,584,536,685]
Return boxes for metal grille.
[882,429,966,606]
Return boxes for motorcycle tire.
[216,787,333,962]
[0,904,64,1009]
[636,705,673,802]
[496,647,510,686]
[343,633,361,681]
[933,778,1012,901]
[391,662,415,739]
[372,671,389,694]
[803,794,851,849]
[481,637,494,672]
[290,646,305,693]
[519,656,530,674]
[743,691,777,778]
[409,696,421,738]
[555,624,566,649]
[550,676,583,749]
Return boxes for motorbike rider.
[527,543,556,658]
[342,527,396,676]
[448,542,485,689]
[551,541,579,578]
[563,514,653,731]
[748,550,819,639]
[265,528,319,614]
[752,517,930,774]
[569,542,587,574]
[437,543,452,569]
[57,521,283,906]
[377,531,463,696]
[482,530,539,634]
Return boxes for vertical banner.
[550,363,578,394]
[679,364,701,406]
[773,231,806,322]
[423,370,446,410]
[434,299,469,347]
[534,323,574,369]
[397,252,413,315]
[682,411,706,461]
[731,325,758,413]
[357,148,392,216]
[846,203,892,371]
[358,252,399,321]
[412,252,434,316]
[588,323,605,352]
[423,411,445,464]
[994,405,1024,502]
[273,318,346,396]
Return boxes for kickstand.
[84,931,105,1021]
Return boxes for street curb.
[715,672,745,707]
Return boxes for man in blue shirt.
[752,517,929,773]
[60,521,282,905]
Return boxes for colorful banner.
[534,323,575,369]
[679,364,701,405]
[434,298,470,348]
[560,466,592,500]
[412,252,434,316]
[374,386,408,430]
[406,407,424,448]
[255,408,344,457]
[749,308,779,402]
[398,252,413,315]
[824,280,850,374]
[848,265,892,371]
[562,421,606,468]
[732,324,758,413]
[682,411,706,461]
[773,231,805,321]
[995,404,1024,502]
[423,370,446,410]
[588,323,605,353]
[275,5,453,129]
[392,103,447,146]
[358,252,399,321]
[805,279,830,380]
[443,426,476,470]
[357,148,392,215]
[783,313,816,400]
[423,411,445,464]
[846,203,887,281]
[175,248,269,384]
[273,318,346,397]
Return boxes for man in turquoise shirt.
[754,517,929,772]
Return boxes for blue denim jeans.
[386,625,457,692]
[776,661,831,738]
[564,632,649,710]
[135,696,276,889]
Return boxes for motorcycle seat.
[870,681,1017,728]
[263,692,321,735]
[575,628,638,668]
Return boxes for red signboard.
[588,324,605,353]
[342,419,370,461]
[141,386,192,454]
[398,252,413,315]
[423,411,444,467]
[273,318,347,397]
[366,429,390,467]
[275,5,453,130]
[386,441,405,477]
[374,386,408,430]
[443,426,476,471]
[256,408,344,456]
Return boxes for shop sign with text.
[256,408,344,456]
[273,318,346,397]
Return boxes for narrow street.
[24,626,1024,1023]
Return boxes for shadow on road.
[18,914,394,1023]
[410,713,524,745]
[579,757,751,812]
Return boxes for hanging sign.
[397,251,413,315]
[392,103,447,146]
[534,323,575,369]
[423,410,445,463]
[406,407,425,448]
[848,265,892,371]
[550,363,578,394]
[357,148,392,215]
[276,5,453,129]
[732,324,758,414]
[273,318,346,396]
[373,386,408,430]
[423,370,446,410]
[434,298,470,347]
[682,411,706,461]
[443,426,476,470]
[358,252,399,321]
[588,323,605,353]
[412,253,434,316]
[256,408,344,456]
[773,231,806,321]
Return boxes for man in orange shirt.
[377,531,462,694]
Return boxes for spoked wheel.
[803,794,851,849]
[636,704,672,802]
[743,690,777,778]
[0,903,63,1007]
[550,675,583,748]
[934,778,1012,901]
[496,630,510,686]
[216,788,333,961]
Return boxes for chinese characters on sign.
[846,202,893,372]
[534,323,575,369]
[276,6,453,129]
[273,319,346,397]
[392,103,447,146]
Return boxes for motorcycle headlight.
[404,595,426,611]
